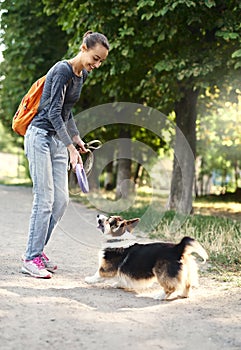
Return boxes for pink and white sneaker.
[21,256,52,279]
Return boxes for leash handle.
[73,140,101,176]
[75,140,102,152]
[84,140,102,150]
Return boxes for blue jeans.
[24,125,69,260]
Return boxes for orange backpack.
[12,75,48,136]
[12,67,88,136]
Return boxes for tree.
[0,0,69,136]
[2,0,241,214]
[42,0,241,213]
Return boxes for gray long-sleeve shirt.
[31,60,88,146]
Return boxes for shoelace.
[32,256,45,269]
[41,252,49,262]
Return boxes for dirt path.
[0,185,240,350]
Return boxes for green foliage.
[0,0,69,133]
[1,0,241,202]
[0,120,15,152]
[41,0,241,113]
[1,1,241,122]
[197,82,241,189]
[2,1,241,130]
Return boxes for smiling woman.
[21,30,110,279]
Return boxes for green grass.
[151,211,241,272]
[0,179,32,186]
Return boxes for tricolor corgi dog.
[85,214,208,300]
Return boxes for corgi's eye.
[109,218,117,226]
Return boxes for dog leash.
[68,139,102,196]
[75,139,102,152]
[82,140,102,177]
[84,139,102,150]
[68,139,103,175]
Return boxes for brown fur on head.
[97,214,140,236]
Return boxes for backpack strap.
[38,96,50,112]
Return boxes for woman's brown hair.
[83,31,109,51]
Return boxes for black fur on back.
[103,238,194,280]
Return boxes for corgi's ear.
[125,218,140,232]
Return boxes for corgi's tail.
[178,236,208,263]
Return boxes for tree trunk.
[168,86,199,214]
[234,160,239,190]
[115,127,133,200]
[104,161,114,191]
[134,163,142,185]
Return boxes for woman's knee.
[55,191,69,218]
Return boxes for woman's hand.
[67,144,83,171]
[72,135,88,154]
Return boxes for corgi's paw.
[152,291,167,300]
[111,281,124,289]
[85,274,102,284]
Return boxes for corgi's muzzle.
[97,220,105,233]
[96,214,108,233]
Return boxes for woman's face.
[82,43,108,72]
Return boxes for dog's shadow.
[13,273,187,312]
[62,283,186,312]
[71,286,164,311]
